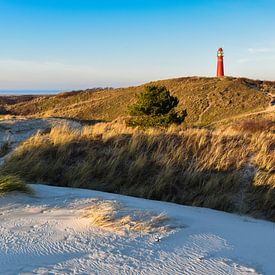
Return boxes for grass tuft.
[0,175,33,195]
[84,200,171,235]
[0,141,11,157]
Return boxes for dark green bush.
[128,85,187,127]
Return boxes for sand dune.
[1,184,275,274]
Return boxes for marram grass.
[1,118,274,220]
[0,175,33,195]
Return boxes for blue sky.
[0,0,274,90]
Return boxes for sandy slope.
[1,184,275,274]
[0,117,81,146]
[0,118,82,163]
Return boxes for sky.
[0,0,275,90]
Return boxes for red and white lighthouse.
[216,48,224,77]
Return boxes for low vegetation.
[0,140,11,157]
[84,199,170,236]
[1,77,273,126]
[0,175,33,195]
[127,85,187,127]
[0,77,273,221]
[1,117,274,220]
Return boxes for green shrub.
[127,85,187,127]
[0,175,33,195]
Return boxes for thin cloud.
[0,59,151,89]
[237,58,252,64]
[248,48,275,54]
[0,58,189,89]
[237,55,275,63]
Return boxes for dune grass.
[83,199,170,236]
[0,141,11,157]
[1,116,274,220]
[0,175,33,195]
[2,77,272,126]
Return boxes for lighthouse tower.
[216,48,224,77]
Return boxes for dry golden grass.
[83,199,170,236]
[1,116,274,220]
[2,77,273,126]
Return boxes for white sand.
[1,184,275,274]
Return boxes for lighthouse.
[216,48,224,77]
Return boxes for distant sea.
[0,90,61,96]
